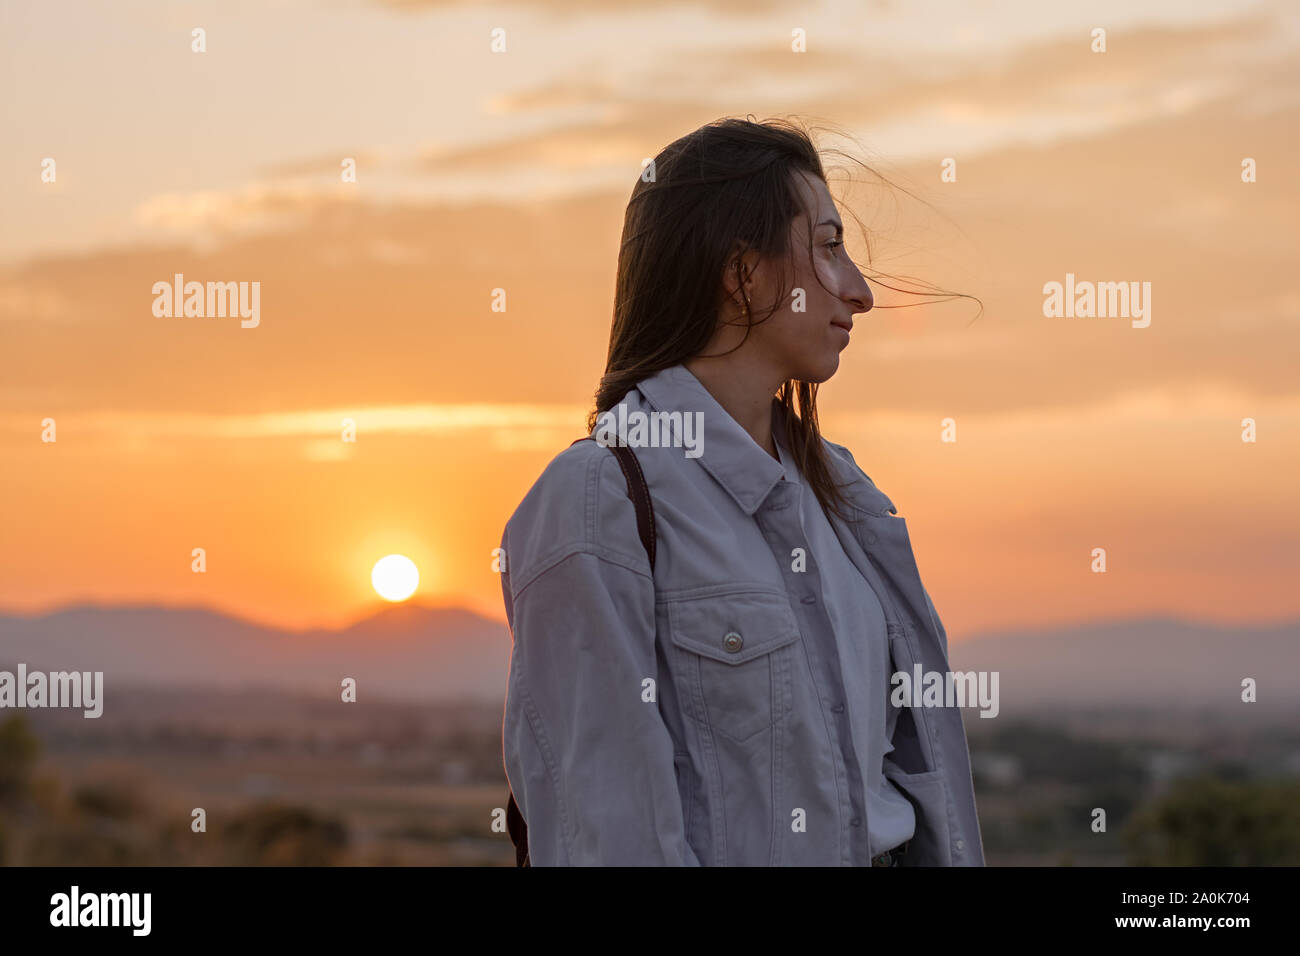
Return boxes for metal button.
[850,817,861,827]
[800,594,817,604]
[722,631,743,652]
[954,839,964,851]
[831,702,844,713]
[865,532,878,545]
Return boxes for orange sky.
[2,1,1298,638]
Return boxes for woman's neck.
[683,356,782,462]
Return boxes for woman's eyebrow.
[816,218,844,235]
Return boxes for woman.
[499,117,984,866]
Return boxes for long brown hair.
[588,115,976,521]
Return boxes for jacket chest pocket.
[666,590,801,742]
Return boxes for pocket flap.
[668,590,800,664]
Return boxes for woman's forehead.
[789,171,835,225]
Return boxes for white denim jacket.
[500,364,985,866]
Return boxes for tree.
[1123,775,1300,865]
[0,716,39,806]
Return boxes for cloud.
[133,181,357,237]
[4,7,1298,433]
[0,279,75,323]
[826,383,1300,436]
[370,0,795,15]
[0,403,586,439]
[260,148,393,180]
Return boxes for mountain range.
[1,603,1295,716]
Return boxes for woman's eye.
[825,239,843,254]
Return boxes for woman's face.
[725,170,873,385]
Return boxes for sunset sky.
[2,0,1297,638]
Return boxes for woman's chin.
[803,354,840,384]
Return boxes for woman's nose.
[846,276,872,313]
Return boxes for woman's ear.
[720,242,760,309]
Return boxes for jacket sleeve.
[500,519,700,866]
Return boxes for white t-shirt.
[773,431,916,857]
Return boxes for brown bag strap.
[570,436,656,569]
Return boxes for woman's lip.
[831,320,853,332]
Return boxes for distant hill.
[0,602,511,705]
[950,615,1300,717]
[1,604,1296,715]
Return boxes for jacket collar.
[635,364,896,520]
[635,364,785,516]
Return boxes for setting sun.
[371,554,419,602]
